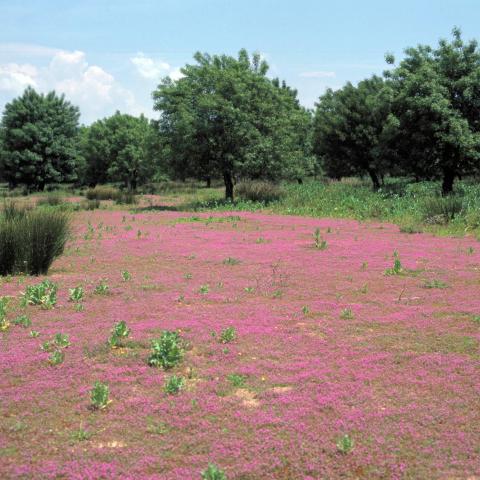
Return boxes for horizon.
[1,0,480,124]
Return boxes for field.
[1,197,480,479]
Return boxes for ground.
[1,204,479,479]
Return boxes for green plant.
[90,381,110,410]
[108,320,130,348]
[199,284,210,294]
[227,373,246,388]
[86,186,120,201]
[313,228,328,250]
[121,270,132,281]
[220,327,236,344]
[421,195,463,223]
[29,330,40,338]
[21,280,58,309]
[48,349,65,365]
[235,180,284,203]
[223,257,240,265]
[74,303,84,312]
[148,330,184,369]
[53,333,70,348]
[201,463,227,480]
[184,273,193,280]
[0,207,70,275]
[384,250,403,276]
[0,296,10,331]
[336,434,355,454]
[164,375,185,395]
[70,427,92,442]
[12,314,31,328]
[69,286,84,302]
[340,308,354,320]
[423,279,448,289]
[94,280,110,295]
[302,305,310,315]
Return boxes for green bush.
[0,204,70,275]
[235,180,284,203]
[420,195,464,224]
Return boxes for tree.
[313,76,394,189]
[153,50,313,200]
[0,87,81,190]
[386,28,480,194]
[81,112,154,190]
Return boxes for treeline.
[1,28,479,199]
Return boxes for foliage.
[153,50,313,200]
[121,270,131,281]
[384,251,403,276]
[201,464,227,480]
[164,375,185,395]
[0,296,9,331]
[148,330,184,369]
[69,286,84,302]
[21,280,58,309]
[313,228,327,250]
[12,314,31,328]
[86,186,120,200]
[227,373,246,388]
[234,181,284,203]
[48,349,65,366]
[94,280,109,295]
[90,381,110,410]
[108,320,130,348]
[336,434,355,454]
[0,87,81,190]
[220,326,236,343]
[0,206,70,275]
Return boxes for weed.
[336,434,354,454]
[314,228,328,249]
[199,284,210,294]
[94,280,109,295]
[201,464,227,480]
[223,257,240,265]
[164,375,185,395]
[29,330,40,338]
[385,250,403,276]
[69,286,84,302]
[148,330,184,369]
[423,279,448,289]
[12,315,31,328]
[184,273,193,280]
[48,350,65,366]
[220,327,236,344]
[121,270,132,281]
[340,308,354,320]
[302,305,310,315]
[90,381,110,410]
[70,427,92,442]
[21,280,57,309]
[108,320,130,348]
[227,373,246,388]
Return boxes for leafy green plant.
[70,427,92,442]
[201,463,227,480]
[148,330,184,369]
[121,270,132,281]
[302,305,310,315]
[48,349,65,366]
[199,284,210,294]
[184,272,193,280]
[164,375,185,395]
[69,286,84,302]
[90,381,110,410]
[29,330,40,338]
[21,280,57,309]
[384,250,403,276]
[94,280,109,295]
[220,327,236,344]
[227,373,246,388]
[12,314,31,328]
[336,434,355,454]
[235,180,284,203]
[54,333,70,348]
[0,296,10,331]
[108,320,130,348]
[313,228,327,250]
[340,308,354,320]
[223,257,240,265]
[423,279,448,289]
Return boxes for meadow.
[0,185,479,479]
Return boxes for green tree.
[313,76,394,189]
[153,50,313,200]
[0,87,80,190]
[81,112,154,190]
[386,27,480,194]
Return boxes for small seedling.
[164,375,185,395]
[220,327,236,344]
[340,308,354,320]
[227,373,246,388]
[302,305,310,315]
[48,350,65,366]
[272,289,283,298]
[29,330,40,338]
[360,261,368,271]
[359,283,368,294]
[108,320,130,348]
[94,280,109,295]
[199,284,210,295]
[201,464,227,480]
[12,314,31,328]
[256,237,265,244]
[0,296,9,331]
[54,333,71,348]
[183,273,193,280]
[148,330,184,369]
[21,280,57,309]
[70,427,92,442]
[472,315,480,324]
[69,286,84,302]
[90,381,110,410]
[223,257,240,265]
[336,434,354,454]
[314,228,328,250]
[75,303,84,312]
[385,250,403,276]
[244,286,254,293]
[423,279,448,289]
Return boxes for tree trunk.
[223,171,234,201]
[442,167,455,196]
[206,177,211,188]
[367,168,380,190]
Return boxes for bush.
[421,195,463,224]
[0,205,70,275]
[234,180,284,203]
[86,186,120,201]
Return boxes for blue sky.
[1,0,480,123]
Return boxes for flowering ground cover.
[1,207,479,479]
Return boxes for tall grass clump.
[37,193,65,207]
[0,202,70,275]
[235,180,284,203]
[86,185,120,201]
[420,195,464,224]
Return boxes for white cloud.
[130,52,184,81]
[299,71,336,78]
[0,63,38,93]
[0,48,144,123]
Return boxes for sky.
[1,0,480,124]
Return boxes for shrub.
[201,464,227,480]
[90,381,110,410]
[148,330,184,369]
[21,280,58,309]
[0,207,70,275]
[164,375,185,395]
[86,186,119,201]
[421,195,463,224]
[235,180,284,203]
